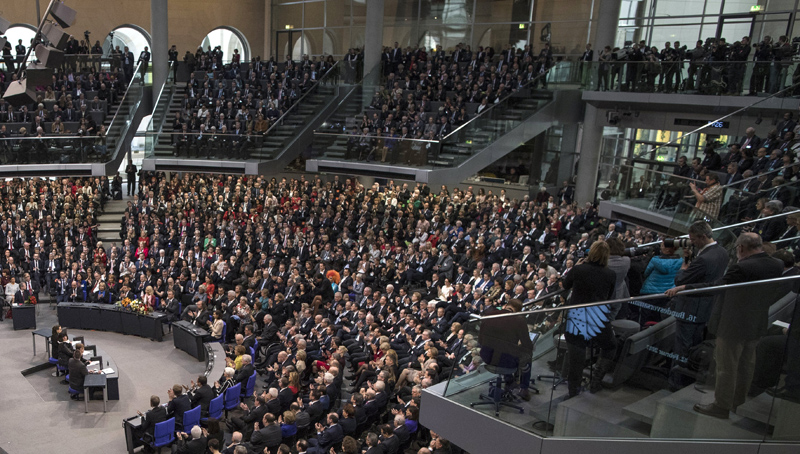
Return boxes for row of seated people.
[1,64,126,118]
[172,53,341,143]
[332,43,552,162]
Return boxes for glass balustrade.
[438,275,800,443]
[568,60,800,97]
[141,61,357,161]
[0,61,144,164]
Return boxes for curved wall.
[1,0,266,59]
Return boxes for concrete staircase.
[149,85,337,161]
[95,197,130,246]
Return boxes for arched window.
[104,25,152,60]
[3,24,37,66]
[200,27,250,63]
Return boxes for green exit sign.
[750,5,763,12]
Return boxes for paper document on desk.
[773,320,790,329]
[87,361,100,371]
[101,368,115,374]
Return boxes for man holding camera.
[665,221,729,389]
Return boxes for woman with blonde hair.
[562,240,617,398]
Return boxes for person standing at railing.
[597,46,612,91]
[562,241,617,398]
[671,233,784,418]
[727,37,751,95]
[138,46,151,82]
[579,43,593,89]
[665,220,729,390]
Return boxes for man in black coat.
[136,395,168,438]
[188,376,215,414]
[666,221,729,387]
[249,413,282,452]
[167,384,192,426]
[233,355,255,386]
[228,394,269,441]
[673,232,784,419]
[173,426,206,454]
[310,413,344,452]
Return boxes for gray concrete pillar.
[558,124,580,185]
[594,0,622,49]
[151,0,168,105]
[363,0,384,83]
[575,104,603,205]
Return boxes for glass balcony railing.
[311,63,559,168]
[0,61,144,164]
[439,274,800,443]
[572,60,799,96]
[597,161,799,231]
[141,61,356,161]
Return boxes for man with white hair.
[233,354,255,385]
[393,414,410,447]
[173,425,205,454]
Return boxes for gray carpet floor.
[0,303,208,454]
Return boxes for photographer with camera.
[727,37,751,95]
[769,35,794,93]
[751,36,773,95]
[686,40,706,90]
[664,221,729,389]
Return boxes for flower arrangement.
[116,297,152,315]
[24,295,37,306]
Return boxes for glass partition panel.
[440,276,800,443]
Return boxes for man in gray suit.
[666,221,729,388]
[433,247,454,281]
[674,232,784,418]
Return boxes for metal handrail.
[600,161,702,185]
[441,62,560,141]
[311,131,440,144]
[773,235,800,245]
[151,61,175,134]
[521,288,567,308]
[479,274,800,320]
[106,60,144,134]
[636,209,800,248]
[262,61,342,137]
[646,79,800,158]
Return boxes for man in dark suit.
[249,413,282,452]
[167,384,192,427]
[136,395,168,439]
[671,233,784,418]
[233,355,255,385]
[310,413,344,452]
[68,350,92,397]
[666,220,729,389]
[378,424,400,454]
[739,127,761,153]
[228,394,269,441]
[188,375,215,414]
[173,426,206,454]
[723,162,743,188]
[756,200,787,242]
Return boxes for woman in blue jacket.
[638,243,683,324]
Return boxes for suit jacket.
[174,436,206,454]
[685,252,784,341]
[167,394,192,425]
[140,406,168,435]
[233,363,255,385]
[379,434,400,454]
[190,384,215,413]
[250,424,282,450]
[316,423,344,450]
[672,243,729,324]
